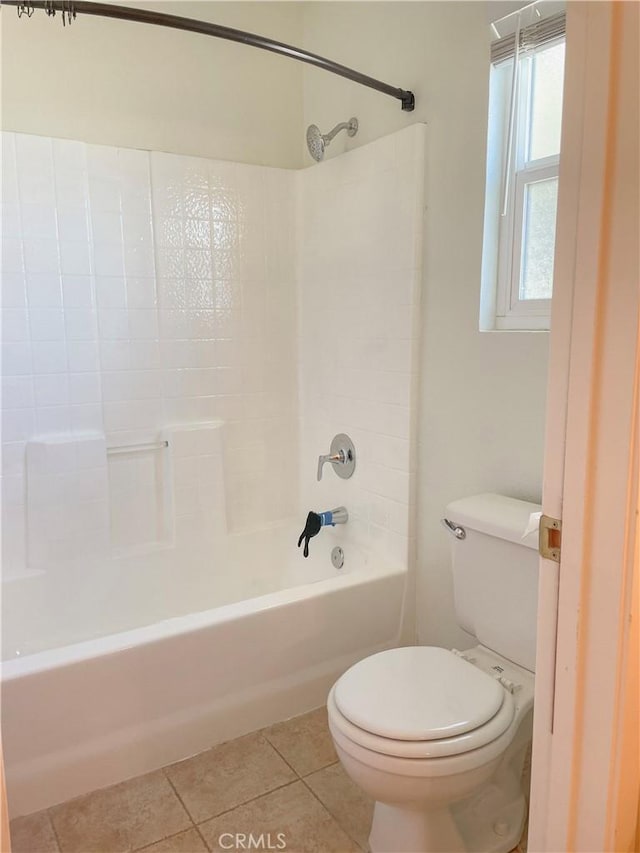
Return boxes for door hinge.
[539,514,562,562]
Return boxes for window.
[480,13,566,331]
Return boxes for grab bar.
[107,440,169,455]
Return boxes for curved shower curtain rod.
[4,0,416,111]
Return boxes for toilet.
[327,493,541,853]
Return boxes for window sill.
[494,315,551,331]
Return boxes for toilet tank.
[445,493,541,672]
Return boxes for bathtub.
[1,521,408,817]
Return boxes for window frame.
[487,34,565,332]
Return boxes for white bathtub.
[1,522,408,817]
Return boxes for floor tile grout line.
[136,734,311,837]
[134,825,204,853]
[164,732,303,827]
[300,760,340,779]
[161,766,200,834]
[261,729,339,782]
[193,822,212,853]
[44,806,64,853]
[194,778,300,827]
[259,733,304,779]
[298,771,367,853]
[93,768,197,853]
[37,768,193,853]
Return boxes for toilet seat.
[329,686,515,759]
[329,647,516,759]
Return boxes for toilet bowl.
[327,644,534,853]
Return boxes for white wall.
[0,2,304,168]
[301,2,549,648]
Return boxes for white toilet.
[327,493,541,853]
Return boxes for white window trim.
[482,33,565,333]
[497,161,560,330]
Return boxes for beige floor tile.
[199,780,360,853]
[263,707,337,777]
[10,810,60,853]
[166,732,296,824]
[136,827,208,853]
[50,770,191,853]
[305,762,373,850]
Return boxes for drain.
[331,546,344,569]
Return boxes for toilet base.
[370,802,464,853]
[368,784,527,853]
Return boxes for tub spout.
[297,507,348,558]
[320,507,348,525]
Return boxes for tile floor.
[9,708,528,853]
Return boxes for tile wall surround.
[1,125,424,578]
[296,125,425,568]
[1,132,298,574]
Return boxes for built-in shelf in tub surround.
[24,423,227,568]
[164,420,227,545]
[26,435,110,568]
[107,432,172,555]
[108,421,227,555]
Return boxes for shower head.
[306,125,326,163]
[306,117,359,162]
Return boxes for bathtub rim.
[1,560,406,681]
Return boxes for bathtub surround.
[1,125,424,815]
[297,127,424,572]
[1,126,423,637]
[148,150,298,534]
[1,130,298,583]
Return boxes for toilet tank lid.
[445,493,542,550]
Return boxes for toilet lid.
[333,647,505,741]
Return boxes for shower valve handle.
[317,451,345,481]
[317,434,356,481]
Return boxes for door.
[528,3,639,851]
